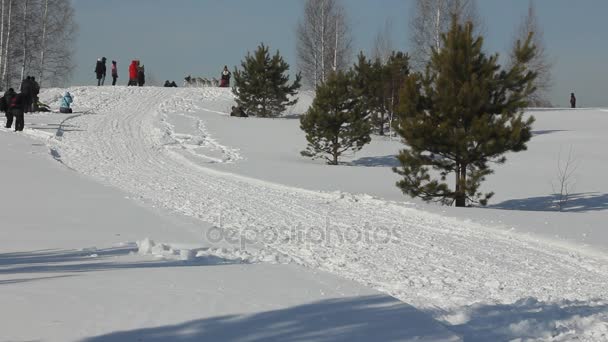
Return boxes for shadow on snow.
[489,192,608,212]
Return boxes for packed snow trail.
[33,87,608,340]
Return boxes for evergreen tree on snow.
[353,51,410,136]
[300,71,371,165]
[233,43,302,118]
[393,17,537,207]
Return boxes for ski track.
[27,87,608,339]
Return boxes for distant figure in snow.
[20,76,34,113]
[170,81,178,87]
[8,92,26,131]
[111,60,118,86]
[230,105,248,117]
[137,64,146,87]
[220,66,231,87]
[570,93,576,109]
[60,92,73,114]
[95,57,107,86]
[31,77,41,112]
[128,60,139,86]
[164,80,171,87]
[1,88,16,128]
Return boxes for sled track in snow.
[36,87,608,339]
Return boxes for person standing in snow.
[95,57,107,86]
[137,64,146,87]
[128,60,138,86]
[59,92,73,113]
[570,93,576,109]
[111,60,118,86]
[9,92,26,132]
[1,88,16,128]
[220,66,231,87]
[31,77,40,112]
[19,76,34,113]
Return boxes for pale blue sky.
[72,0,608,107]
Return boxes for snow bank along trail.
[34,87,608,339]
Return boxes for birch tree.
[296,0,352,89]
[372,19,394,63]
[2,0,12,89]
[510,0,553,107]
[409,0,483,71]
[0,0,76,90]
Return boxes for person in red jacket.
[128,60,139,86]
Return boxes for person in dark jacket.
[230,105,248,117]
[1,88,16,128]
[31,76,40,111]
[164,80,171,87]
[95,57,107,86]
[20,76,34,113]
[137,64,146,87]
[9,92,26,131]
[111,60,118,86]
[570,93,576,109]
[220,66,231,87]
[170,81,178,87]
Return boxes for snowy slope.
[5,86,607,341]
[0,128,455,341]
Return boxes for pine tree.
[233,43,302,118]
[353,51,410,136]
[393,18,537,207]
[300,70,371,165]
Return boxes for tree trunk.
[0,0,5,90]
[20,0,28,82]
[454,162,467,207]
[320,0,325,84]
[2,0,11,89]
[333,16,338,72]
[434,6,441,51]
[39,0,49,86]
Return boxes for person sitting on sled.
[60,92,73,113]
[220,66,231,87]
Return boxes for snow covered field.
[1,86,607,341]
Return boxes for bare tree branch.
[297,0,352,89]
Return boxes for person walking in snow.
[220,65,231,87]
[95,57,107,86]
[111,60,118,86]
[59,92,73,113]
[128,60,138,86]
[137,64,146,87]
[1,88,16,128]
[570,93,576,109]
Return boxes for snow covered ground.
[1,86,607,341]
[0,119,455,341]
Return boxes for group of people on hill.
[95,58,146,87]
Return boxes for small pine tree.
[300,71,371,165]
[233,43,302,118]
[393,18,537,207]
